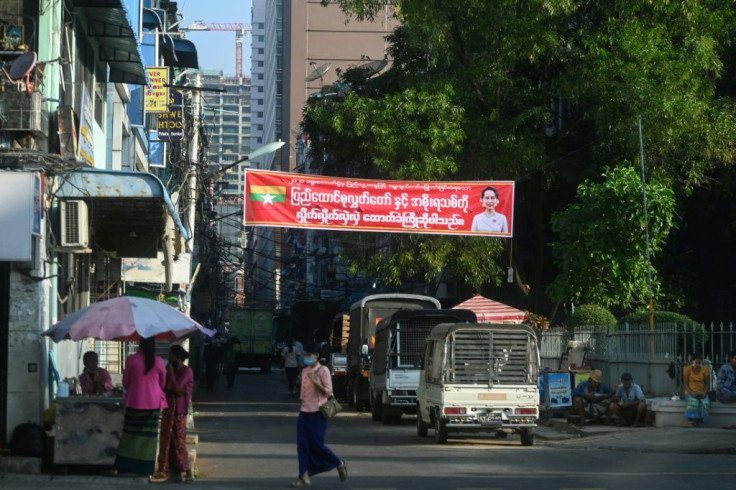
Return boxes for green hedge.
[567,304,617,330]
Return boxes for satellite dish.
[305,62,331,82]
[355,59,387,77]
[2,51,37,92]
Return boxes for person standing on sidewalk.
[716,351,736,403]
[683,354,711,426]
[151,345,194,483]
[291,342,347,488]
[115,336,167,477]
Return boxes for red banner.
[244,170,514,237]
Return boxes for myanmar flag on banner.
[250,185,286,203]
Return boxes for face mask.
[303,356,315,366]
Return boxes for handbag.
[319,395,343,420]
[316,366,342,419]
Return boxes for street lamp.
[208,140,285,177]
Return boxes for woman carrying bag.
[291,343,347,488]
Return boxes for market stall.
[53,395,125,465]
[43,296,214,467]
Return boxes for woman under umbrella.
[150,345,194,483]
[114,336,167,477]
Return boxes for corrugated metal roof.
[74,0,148,85]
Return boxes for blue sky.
[177,0,252,76]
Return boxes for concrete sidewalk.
[535,417,736,454]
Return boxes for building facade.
[248,1,398,309]
[0,0,201,444]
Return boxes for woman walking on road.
[291,343,347,487]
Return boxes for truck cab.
[347,294,441,411]
[369,309,476,425]
[416,323,540,446]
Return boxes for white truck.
[416,323,540,446]
[369,309,477,425]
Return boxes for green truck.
[228,308,274,373]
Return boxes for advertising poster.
[244,169,515,238]
[145,67,169,113]
[545,372,573,408]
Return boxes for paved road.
[2,368,736,489]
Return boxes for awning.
[74,0,148,86]
[57,169,191,257]
[452,294,526,323]
[172,39,199,69]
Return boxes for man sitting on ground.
[607,372,646,427]
[572,369,612,425]
[716,351,736,403]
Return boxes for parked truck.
[347,294,441,411]
[369,309,477,425]
[228,308,274,373]
[416,323,540,446]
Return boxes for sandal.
[290,477,311,487]
[337,460,348,482]
[184,471,195,483]
[149,472,169,483]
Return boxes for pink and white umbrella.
[42,296,215,342]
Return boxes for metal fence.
[539,322,736,396]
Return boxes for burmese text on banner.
[244,170,514,237]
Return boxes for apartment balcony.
[0,91,49,138]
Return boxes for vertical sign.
[77,83,95,166]
[158,89,183,141]
[145,67,169,113]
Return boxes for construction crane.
[180,21,252,78]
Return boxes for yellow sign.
[145,67,169,113]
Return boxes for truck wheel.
[434,415,448,444]
[347,386,355,408]
[381,405,400,425]
[520,427,534,446]
[417,405,429,437]
[370,392,382,421]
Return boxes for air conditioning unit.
[60,200,90,250]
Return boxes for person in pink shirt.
[291,343,347,488]
[151,345,194,483]
[79,351,113,396]
[114,336,167,477]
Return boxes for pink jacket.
[299,364,332,413]
[122,351,168,410]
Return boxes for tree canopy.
[308,0,736,318]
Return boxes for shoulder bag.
[317,366,343,419]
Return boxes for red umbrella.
[452,294,525,323]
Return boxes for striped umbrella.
[452,294,525,323]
